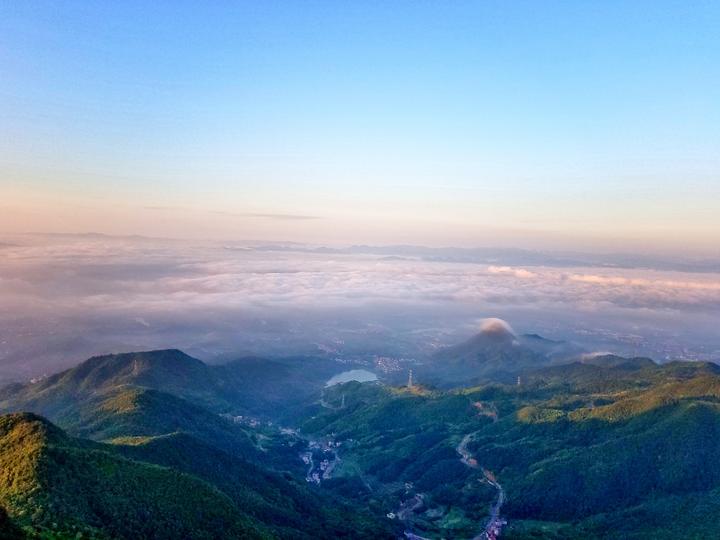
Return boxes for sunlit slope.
[0,351,398,540]
[302,359,720,538]
[0,413,269,539]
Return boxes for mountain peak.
[478,318,516,341]
[427,320,550,385]
[63,349,207,387]
[0,412,66,446]
[0,350,220,420]
[82,349,203,370]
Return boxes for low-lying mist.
[1,233,719,382]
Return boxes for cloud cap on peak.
[478,318,516,339]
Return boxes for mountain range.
[0,350,398,539]
[1,330,720,538]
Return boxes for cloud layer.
[0,234,719,381]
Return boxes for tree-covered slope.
[0,351,399,540]
[0,350,343,461]
[5,346,720,539]
[0,350,228,416]
[0,413,270,540]
[65,386,260,460]
[0,350,345,422]
[117,432,399,539]
[298,360,720,539]
[425,327,555,386]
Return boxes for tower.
[407,369,414,389]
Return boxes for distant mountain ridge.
[0,349,343,421]
[425,322,586,386]
[244,242,720,273]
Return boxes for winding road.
[457,432,479,468]
[456,431,507,540]
[476,470,505,540]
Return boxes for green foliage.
[0,351,398,539]
[0,351,341,423]
[116,432,398,539]
[68,387,260,460]
[6,347,720,538]
[0,413,270,539]
[299,360,720,538]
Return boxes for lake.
[325,369,378,387]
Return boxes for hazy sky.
[2,1,719,254]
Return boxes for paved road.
[476,471,505,540]
[457,431,480,468]
[457,431,506,540]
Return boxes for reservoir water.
[325,369,378,387]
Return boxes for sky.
[2,1,720,254]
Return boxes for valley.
[6,2,718,538]
[2,327,720,538]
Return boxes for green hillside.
[117,432,398,539]
[0,413,269,539]
[0,350,228,417]
[297,359,720,538]
[0,351,342,464]
[426,328,550,386]
[66,386,260,459]
[0,350,344,422]
[4,346,720,538]
[0,351,399,540]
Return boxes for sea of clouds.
[1,233,719,382]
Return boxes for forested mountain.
[2,343,720,539]
[0,351,398,539]
[0,350,340,420]
[296,358,720,539]
[423,322,583,387]
[0,413,269,539]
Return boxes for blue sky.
[2,1,719,253]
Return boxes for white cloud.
[487,266,537,279]
[0,234,719,380]
[479,318,516,337]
